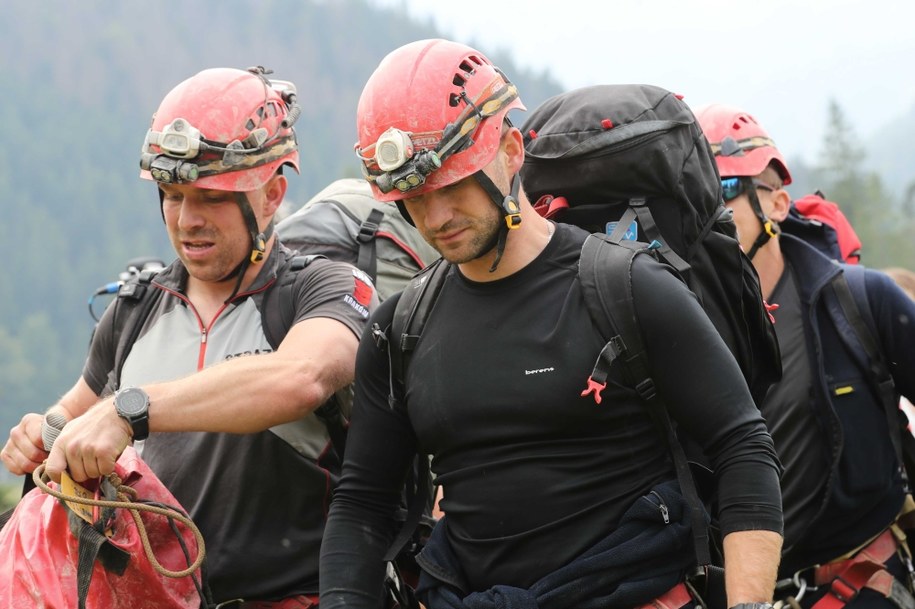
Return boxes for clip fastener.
[581,378,607,404]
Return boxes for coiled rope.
[32,463,206,578]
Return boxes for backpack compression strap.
[612,199,691,279]
[356,207,385,283]
[579,234,712,572]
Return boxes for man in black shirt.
[697,103,915,609]
[320,39,783,609]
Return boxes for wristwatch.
[730,603,774,609]
[114,387,150,441]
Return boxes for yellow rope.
[32,463,206,579]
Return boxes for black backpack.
[520,83,781,407]
[384,85,782,589]
[521,83,782,572]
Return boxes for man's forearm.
[144,317,357,434]
[144,349,348,434]
[723,529,783,606]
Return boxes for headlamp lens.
[148,156,199,184]
[154,118,202,159]
[161,132,190,155]
[374,128,414,172]
[378,141,403,168]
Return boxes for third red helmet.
[695,103,792,185]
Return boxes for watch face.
[117,388,148,416]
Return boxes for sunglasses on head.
[721,177,777,202]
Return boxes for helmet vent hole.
[453,74,466,87]
[246,118,256,130]
[449,93,461,107]
[459,59,477,74]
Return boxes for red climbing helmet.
[695,103,792,185]
[140,67,300,192]
[355,39,525,202]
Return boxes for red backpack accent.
[792,193,862,264]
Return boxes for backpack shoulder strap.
[828,268,912,475]
[578,233,655,401]
[260,253,349,456]
[377,258,449,562]
[388,258,451,398]
[262,253,325,350]
[111,268,163,390]
[578,233,712,570]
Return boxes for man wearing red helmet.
[696,104,915,609]
[320,39,784,609]
[1,67,378,605]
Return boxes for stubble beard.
[435,208,502,265]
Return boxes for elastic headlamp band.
[710,135,778,158]
[141,134,296,184]
[436,82,518,160]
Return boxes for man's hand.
[1,413,48,475]
[45,400,132,483]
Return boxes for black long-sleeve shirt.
[320,223,781,607]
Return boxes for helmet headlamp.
[372,149,442,194]
[375,127,415,172]
[140,155,200,183]
[358,79,519,195]
[140,117,296,185]
[146,118,202,159]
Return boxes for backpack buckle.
[581,377,607,405]
[371,323,389,348]
[358,218,382,243]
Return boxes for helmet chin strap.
[743,178,779,260]
[472,171,522,272]
[222,191,272,303]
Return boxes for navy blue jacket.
[778,234,915,574]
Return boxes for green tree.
[813,100,914,268]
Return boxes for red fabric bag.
[0,446,204,609]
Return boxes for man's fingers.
[2,416,48,476]
[0,447,40,476]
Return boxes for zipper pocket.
[643,490,670,524]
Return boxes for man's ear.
[262,173,288,217]
[768,188,792,223]
[501,126,525,176]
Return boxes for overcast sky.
[371,0,915,166]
